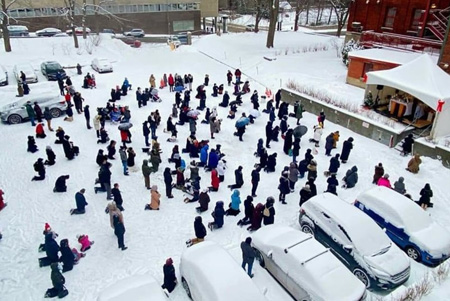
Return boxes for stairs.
[425,7,450,41]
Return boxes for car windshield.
[371,242,391,256]
[47,63,61,71]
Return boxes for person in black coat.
[278,102,288,120]
[292,138,301,162]
[324,133,334,156]
[401,134,414,156]
[280,115,288,136]
[54,175,70,192]
[70,189,88,215]
[111,183,124,211]
[307,177,317,197]
[34,102,43,122]
[39,232,59,267]
[304,148,314,165]
[45,146,56,166]
[327,174,339,192]
[340,137,353,163]
[283,129,293,155]
[228,166,244,190]
[265,121,272,148]
[278,171,290,204]
[219,91,230,107]
[327,154,340,175]
[32,158,46,181]
[262,197,275,225]
[162,258,177,293]
[265,153,277,173]
[238,196,254,226]
[299,184,312,206]
[164,167,174,198]
[343,166,358,188]
[275,89,282,109]
[251,166,261,197]
[27,135,38,153]
[62,136,74,160]
[298,159,308,179]
[418,183,433,210]
[107,140,116,160]
[84,105,91,129]
[186,216,207,247]
[259,149,268,169]
[59,239,75,273]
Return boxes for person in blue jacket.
[198,144,209,167]
[205,148,218,171]
[39,233,60,267]
[70,189,88,215]
[208,201,225,231]
[226,190,241,216]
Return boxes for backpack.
[263,206,270,217]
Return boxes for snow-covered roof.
[349,48,431,65]
[180,241,267,301]
[304,193,391,256]
[97,275,168,301]
[279,1,292,10]
[366,54,450,138]
[252,226,365,301]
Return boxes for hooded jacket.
[142,160,151,177]
[45,233,60,263]
[200,145,209,164]
[150,187,161,210]
[393,177,406,194]
[59,239,74,272]
[212,201,225,228]
[345,166,358,188]
[194,216,207,239]
[50,262,65,290]
[230,190,241,210]
[288,162,299,182]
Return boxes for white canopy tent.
[366,54,450,139]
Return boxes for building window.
[410,9,423,31]
[384,7,397,28]
[362,63,373,77]
[173,20,194,32]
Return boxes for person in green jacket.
[142,159,151,189]
[295,101,304,125]
[150,149,162,173]
[44,262,68,298]
[25,101,36,126]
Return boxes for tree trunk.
[335,9,349,37]
[1,0,11,52]
[82,0,87,39]
[327,7,332,25]
[266,0,279,48]
[72,26,79,48]
[305,0,310,25]
[255,9,261,33]
[294,0,301,31]
[315,0,322,25]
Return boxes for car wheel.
[8,114,22,124]
[353,268,370,288]
[253,248,265,267]
[301,223,314,236]
[50,108,62,118]
[406,246,421,262]
[181,278,192,299]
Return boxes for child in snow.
[77,234,94,252]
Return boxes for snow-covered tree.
[341,38,363,66]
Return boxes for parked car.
[13,63,38,83]
[97,275,169,301]
[91,58,113,73]
[167,36,181,48]
[355,186,450,266]
[66,27,91,35]
[36,27,62,37]
[180,241,268,301]
[299,193,411,290]
[53,33,70,37]
[7,25,29,37]
[0,93,66,124]
[0,65,8,86]
[124,29,145,37]
[41,61,67,80]
[245,24,255,32]
[252,225,367,301]
[101,29,116,35]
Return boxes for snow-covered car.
[252,225,367,301]
[245,24,255,32]
[0,65,8,86]
[0,93,66,124]
[13,63,38,83]
[36,27,62,37]
[124,29,145,37]
[299,193,411,290]
[66,27,91,35]
[53,33,69,37]
[167,36,181,47]
[180,241,268,301]
[91,58,113,73]
[97,275,169,301]
[41,61,66,80]
[355,186,450,266]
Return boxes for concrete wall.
[281,88,413,147]
[413,141,450,168]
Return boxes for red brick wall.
[348,0,450,35]
[347,57,400,80]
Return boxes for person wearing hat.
[377,174,392,188]
[299,184,312,206]
[162,258,177,293]
[145,185,160,210]
[240,237,256,277]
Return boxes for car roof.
[356,186,432,233]
[303,193,391,256]
[252,226,365,300]
[181,241,267,301]
[15,63,34,71]
[97,275,168,301]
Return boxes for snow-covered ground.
[0,32,449,300]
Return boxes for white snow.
[349,48,438,65]
[0,32,449,301]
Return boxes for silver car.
[0,93,66,124]
[13,63,38,83]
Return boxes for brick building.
[3,0,218,34]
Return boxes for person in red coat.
[0,189,6,211]
[120,130,128,147]
[209,168,220,192]
[168,74,175,92]
[234,69,242,84]
[36,123,46,138]
[64,91,71,105]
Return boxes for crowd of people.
[1,65,435,299]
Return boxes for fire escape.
[423,7,450,41]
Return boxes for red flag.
[437,99,445,112]
[363,73,368,83]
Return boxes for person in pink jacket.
[377,174,392,188]
[77,234,94,252]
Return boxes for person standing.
[340,137,354,163]
[108,202,127,250]
[164,167,174,198]
[265,121,272,148]
[142,159,151,189]
[25,101,36,126]
[34,102,43,123]
[70,189,88,215]
[288,162,299,192]
[295,101,304,125]
[119,146,129,176]
[324,133,334,156]
[372,163,384,184]
[84,105,91,129]
[44,107,54,131]
[240,237,256,278]
[142,121,150,147]
[401,134,414,156]
[292,138,300,163]
[186,216,207,247]
[278,171,290,204]
[251,166,261,197]
[99,162,113,200]
[111,183,124,211]
[162,258,177,293]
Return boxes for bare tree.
[1,0,19,52]
[293,0,307,31]
[266,0,279,48]
[253,0,270,33]
[63,0,79,48]
[329,0,351,37]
